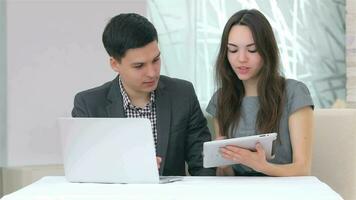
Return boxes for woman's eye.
[227,47,238,53]
[248,49,258,53]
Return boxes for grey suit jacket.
[72,75,216,176]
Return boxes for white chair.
[312,109,356,200]
[0,169,3,197]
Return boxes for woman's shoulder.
[206,88,225,116]
[209,88,221,101]
[285,79,310,96]
[285,78,307,89]
[284,78,314,113]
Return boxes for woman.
[206,9,314,176]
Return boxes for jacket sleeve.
[185,84,216,176]
[71,93,89,117]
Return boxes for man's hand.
[156,156,162,169]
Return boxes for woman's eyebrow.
[227,43,255,47]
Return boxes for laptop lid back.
[58,118,159,183]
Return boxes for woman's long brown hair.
[216,9,285,138]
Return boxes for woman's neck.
[243,78,258,97]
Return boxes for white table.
[1,176,343,200]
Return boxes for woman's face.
[227,25,263,83]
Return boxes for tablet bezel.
[203,133,277,168]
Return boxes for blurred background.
[0,0,355,197]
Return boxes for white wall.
[1,0,6,196]
[0,0,6,163]
[5,0,146,166]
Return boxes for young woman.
[206,9,314,176]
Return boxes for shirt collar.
[118,76,155,110]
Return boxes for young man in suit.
[72,13,215,176]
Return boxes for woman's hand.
[215,136,235,176]
[219,143,268,173]
[215,136,227,171]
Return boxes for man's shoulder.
[75,78,115,99]
[159,75,193,91]
[158,75,197,104]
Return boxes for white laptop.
[58,117,182,184]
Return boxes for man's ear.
[110,57,120,73]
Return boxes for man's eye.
[133,64,143,69]
[153,57,160,63]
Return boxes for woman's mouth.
[237,66,250,75]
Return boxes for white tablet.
[203,133,277,168]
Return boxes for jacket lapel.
[106,76,125,117]
[155,80,171,175]
[105,76,171,175]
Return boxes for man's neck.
[123,85,151,108]
[129,93,150,108]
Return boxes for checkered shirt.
[118,77,158,146]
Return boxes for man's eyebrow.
[130,52,161,66]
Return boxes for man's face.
[110,41,161,97]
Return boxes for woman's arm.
[220,106,314,176]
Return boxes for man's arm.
[71,93,89,117]
[185,85,216,176]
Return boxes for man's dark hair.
[102,13,158,62]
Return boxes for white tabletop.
[1,176,343,200]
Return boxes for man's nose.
[146,64,157,77]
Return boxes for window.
[148,0,346,108]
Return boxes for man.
[72,13,215,176]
